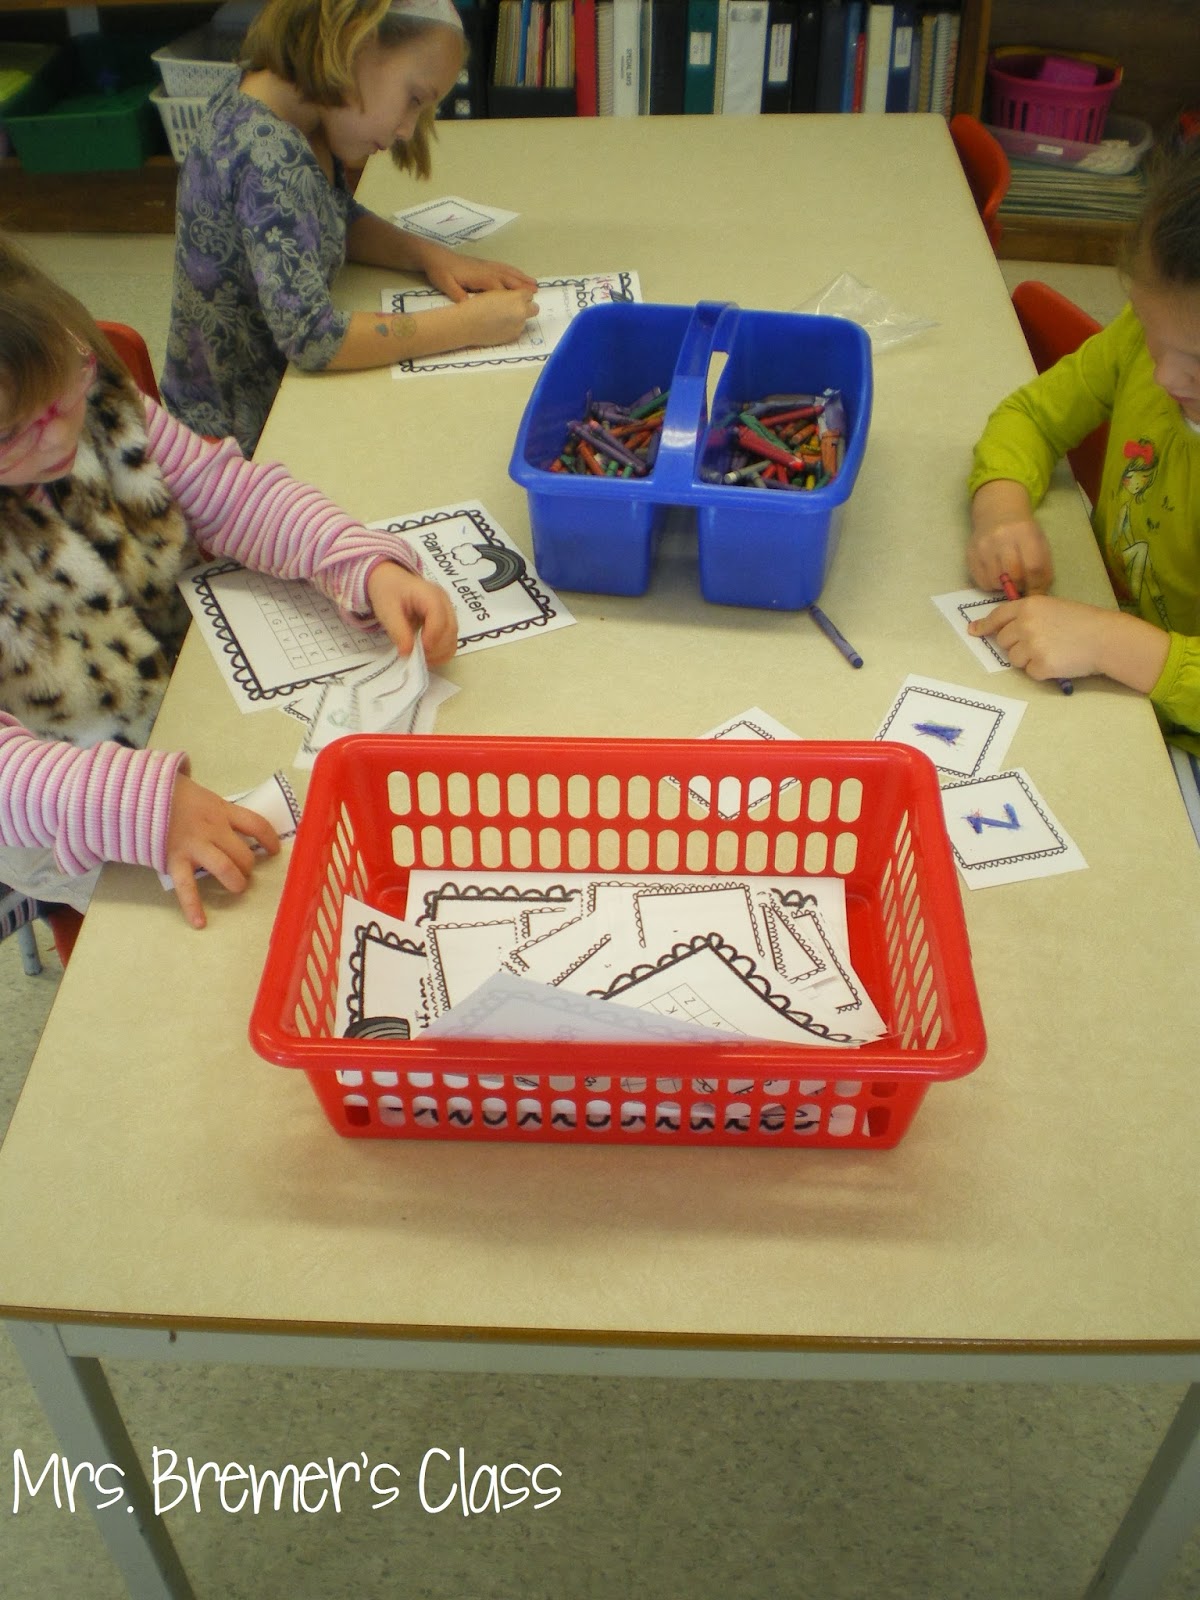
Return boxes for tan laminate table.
[3,116,1199,1599]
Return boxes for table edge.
[4,1306,1200,1360]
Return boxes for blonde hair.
[0,232,123,427]
[243,0,465,179]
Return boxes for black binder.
[438,0,492,118]
[761,0,798,112]
[790,0,821,110]
[644,0,689,114]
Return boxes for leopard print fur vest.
[0,361,197,749]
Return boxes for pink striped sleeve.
[144,400,423,623]
[0,714,185,876]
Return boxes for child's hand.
[366,562,459,664]
[968,594,1108,681]
[166,773,280,929]
[449,287,540,349]
[421,244,538,301]
[968,478,1054,595]
[970,598,1171,694]
[967,517,1055,595]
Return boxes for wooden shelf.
[0,154,177,231]
[8,0,1187,249]
[0,0,216,229]
[995,213,1126,266]
[986,0,1194,133]
[957,0,1192,265]
[0,0,202,10]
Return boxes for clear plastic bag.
[791,271,938,352]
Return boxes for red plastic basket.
[249,736,987,1148]
[987,47,1122,145]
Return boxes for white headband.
[388,0,464,30]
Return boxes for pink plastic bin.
[987,47,1122,145]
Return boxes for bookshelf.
[5,0,1189,245]
[0,0,985,232]
[0,0,217,230]
[954,0,1195,264]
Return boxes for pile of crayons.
[546,388,667,477]
[542,386,846,490]
[709,390,846,492]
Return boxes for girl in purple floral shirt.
[163,0,538,455]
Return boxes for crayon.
[809,603,863,669]
[753,404,823,426]
[549,392,668,476]
[628,389,668,420]
[734,425,806,472]
[715,392,845,492]
[569,420,648,474]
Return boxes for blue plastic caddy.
[508,300,873,609]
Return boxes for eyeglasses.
[0,343,98,472]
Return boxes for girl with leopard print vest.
[0,234,456,928]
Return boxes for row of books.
[493,0,576,89]
[812,2,963,117]
[457,0,963,120]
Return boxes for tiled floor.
[998,258,1131,328]
[3,237,1199,1600]
[16,233,177,374]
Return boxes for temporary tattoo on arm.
[373,314,419,344]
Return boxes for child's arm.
[234,166,539,373]
[363,559,458,661]
[323,290,539,372]
[973,600,1200,744]
[968,596,1171,691]
[969,317,1123,506]
[145,402,458,663]
[0,716,183,876]
[967,309,1133,587]
[329,214,541,369]
[165,772,281,929]
[0,716,278,927]
[344,210,538,298]
[967,479,1056,594]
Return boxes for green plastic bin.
[4,35,164,172]
[0,43,60,157]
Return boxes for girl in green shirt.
[966,136,1200,833]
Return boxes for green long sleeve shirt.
[969,303,1200,752]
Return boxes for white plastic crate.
[151,87,209,163]
[151,27,242,98]
[986,113,1153,176]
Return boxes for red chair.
[97,320,161,403]
[949,113,1010,251]
[2,887,82,973]
[1010,279,1108,505]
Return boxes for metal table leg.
[1086,1383,1200,1599]
[7,1320,194,1600]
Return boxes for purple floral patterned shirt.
[162,79,370,456]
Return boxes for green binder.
[684,0,719,111]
